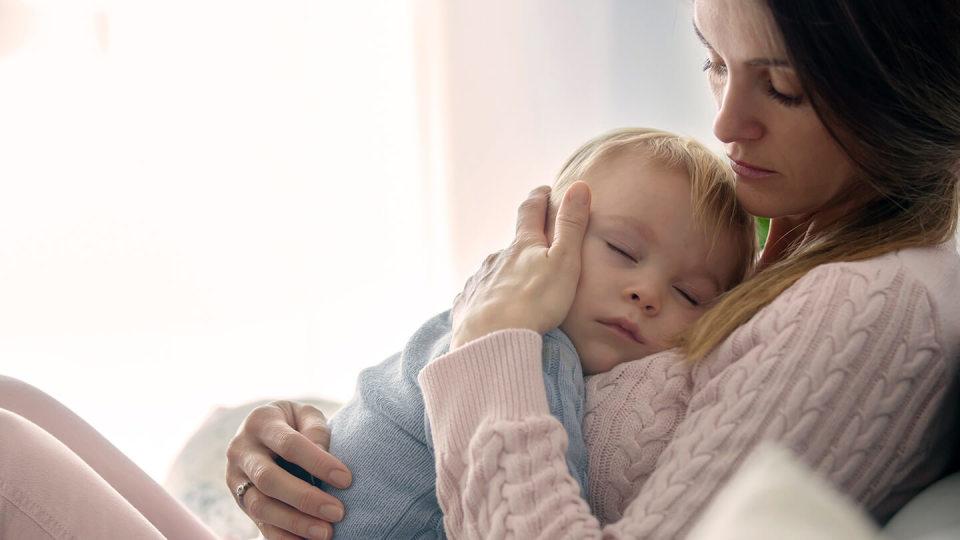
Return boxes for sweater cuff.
[418,329,551,451]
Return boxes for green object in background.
[756,217,770,250]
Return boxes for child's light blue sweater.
[317,310,588,539]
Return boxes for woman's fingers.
[257,402,351,488]
[549,181,591,260]
[286,403,344,484]
[225,400,352,538]
[260,522,310,540]
[233,449,345,520]
[242,483,334,540]
[263,424,351,489]
[515,185,551,245]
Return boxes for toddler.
[298,128,755,538]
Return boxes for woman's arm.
[422,256,954,537]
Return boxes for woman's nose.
[712,80,764,144]
[628,288,660,316]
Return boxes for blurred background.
[0,0,717,483]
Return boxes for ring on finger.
[235,480,254,509]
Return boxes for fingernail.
[320,504,344,522]
[329,469,351,488]
[308,525,328,540]
[570,185,588,206]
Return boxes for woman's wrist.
[451,317,513,351]
[447,183,590,352]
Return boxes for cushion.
[883,472,960,540]
[687,443,883,540]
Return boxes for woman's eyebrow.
[693,23,713,51]
[693,21,791,68]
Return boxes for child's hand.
[450,182,591,350]
[225,400,350,540]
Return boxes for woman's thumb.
[550,181,591,259]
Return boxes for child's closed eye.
[606,242,637,263]
[674,287,700,306]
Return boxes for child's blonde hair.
[550,127,756,288]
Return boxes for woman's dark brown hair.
[684,0,960,359]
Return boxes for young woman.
[225,0,960,538]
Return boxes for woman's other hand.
[450,182,591,350]
[225,400,351,540]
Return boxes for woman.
[226,0,960,538]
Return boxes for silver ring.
[236,480,254,508]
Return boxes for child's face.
[557,151,742,374]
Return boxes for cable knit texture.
[418,243,960,539]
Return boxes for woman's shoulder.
[801,239,960,321]
[697,239,960,391]
[770,239,960,364]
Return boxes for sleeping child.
[288,127,756,538]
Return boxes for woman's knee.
[0,408,56,458]
[0,408,71,496]
[0,375,57,418]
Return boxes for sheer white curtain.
[0,0,715,482]
[0,0,452,480]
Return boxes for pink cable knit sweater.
[418,242,960,539]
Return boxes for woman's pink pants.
[0,375,219,539]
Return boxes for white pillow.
[687,443,885,540]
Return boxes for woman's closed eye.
[701,58,727,78]
[702,58,804,107]
[766,80,804,107]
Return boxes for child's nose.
[627,288,660,316]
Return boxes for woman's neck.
[757,216,808,269]
[757,199,869,270]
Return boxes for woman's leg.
[0,376,218,539]
[0,408,166,538]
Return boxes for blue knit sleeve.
[312,313,587,539]
[319,311,452,539]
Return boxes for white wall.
[432,0,717,282]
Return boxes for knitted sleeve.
[418,262,953,539]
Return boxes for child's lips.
[597,317,645,344]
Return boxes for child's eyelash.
[675,287,700,307]
[606,242,637,263]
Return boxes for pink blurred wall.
[415,0,717,287]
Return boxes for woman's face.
[693,0,860,219]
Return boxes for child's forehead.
[584,153,692,204]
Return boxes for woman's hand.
[225,400,352,540]
[450,182,591,350]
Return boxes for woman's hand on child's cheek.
[449,182,591,351]
[226,400,352,540]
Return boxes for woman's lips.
[729,158,778,179]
